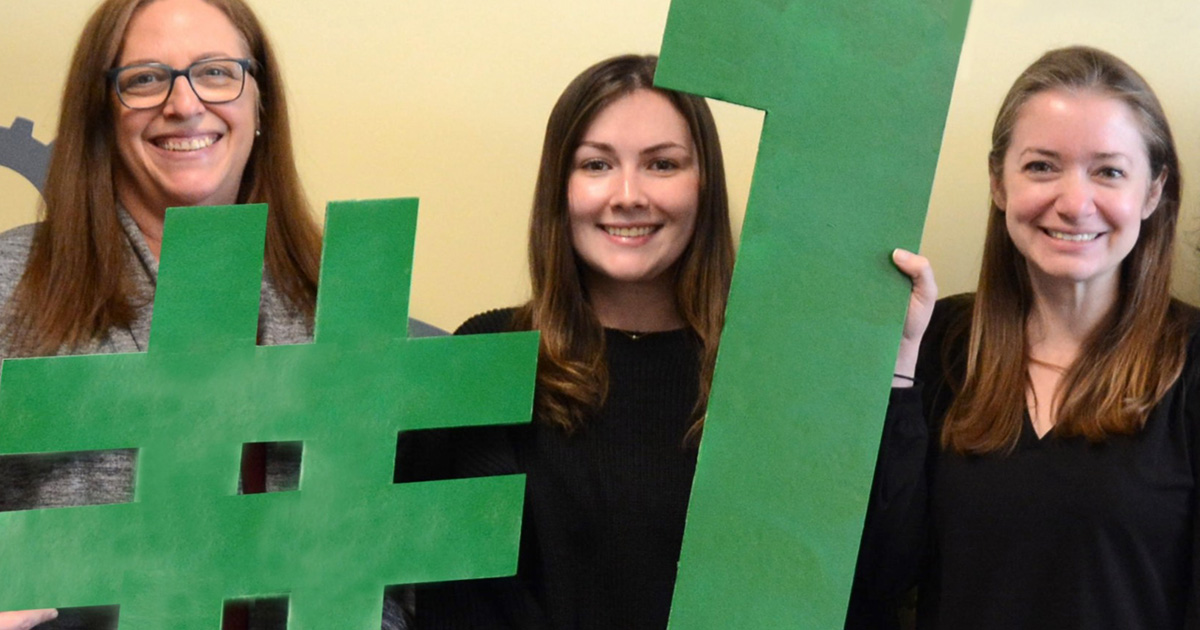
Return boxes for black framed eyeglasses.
[106,58,255,110]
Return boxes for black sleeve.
[1181,313,1200,630]
[845,295,972,629]
[845,386,929,630]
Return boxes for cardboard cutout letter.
[656,2,971,627]
[0,200,537,629]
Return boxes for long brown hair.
[4,0,321,357]
[942,46,1188,454]
[515,54,734,434]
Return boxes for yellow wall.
[2,1,1199,331]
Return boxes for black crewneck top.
[406,308,702,630]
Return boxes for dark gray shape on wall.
[0,117,53,196]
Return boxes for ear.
[989,171,1006,211]
[1142,171,1166,220]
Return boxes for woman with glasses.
[0,1,404,629]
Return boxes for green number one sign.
[657,2,971,628]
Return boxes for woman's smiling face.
[567,88,700,290]
[994,88,1163,295]
[112,0,258,215]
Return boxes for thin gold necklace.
[1027,355,1068,373]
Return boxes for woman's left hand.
[892,248,937,385]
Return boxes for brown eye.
[648,158,678,171]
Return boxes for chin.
[164,184,239,208]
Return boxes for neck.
[585,271,685,332]
[117,191,166,261]
[1025,271,1118,364]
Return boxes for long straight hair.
[515,54,734,434]
[3,0,321,357]
[942,46,1188,454]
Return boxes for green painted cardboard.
[0,200,538,629]
[656,2,970,627]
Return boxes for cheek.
[649,170,700,213]
[565,182,590,244]
[999,184,1045,225]
[566,176,584,218]
[113,110,148,166]
[1003,207,1027,249]
[219,101,259,169]
[567,176,606,219]
[669,177,701,225]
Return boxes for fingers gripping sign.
[892,248,939,379]
[0,609,58,630]
[655,2,970,627]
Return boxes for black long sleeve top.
[851,294,1200,630]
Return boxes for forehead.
[581,89,693,147]
[1008,88,1149,158]
[119,0,249,64]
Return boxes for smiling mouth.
[1045,229,1100,242]
[604,225,658,238]
[154,134,219,152]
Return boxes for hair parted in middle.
[941,45,1190,454]
[513,53,734,435]
[4,0,321,357]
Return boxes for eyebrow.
[116,52,242,67]
[576,140,691,155]
[1018,148,1130,161]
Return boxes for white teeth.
[156,136,217,151]
[1047,230,1099,242]
[604,225,656,238]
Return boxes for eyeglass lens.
[114,59,246,109]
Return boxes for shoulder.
[930,293,974,330]
[454,307,520,336]
[0,222,37,272]
[915,293,973,393]
[921,294,973,360]
[1172,299,1200,363]
[1170,299,1200,333]
[0,223,38,302]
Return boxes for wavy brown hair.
[514,54,734,434]
[3,0,321,357]
[941,46,1188,454]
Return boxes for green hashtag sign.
[656,2,970,627]
[0,199,537,629]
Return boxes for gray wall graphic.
[0,117,53,195]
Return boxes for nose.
[1054,172,1096,220]
[612,168,648,211]
[161,75,205,118]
